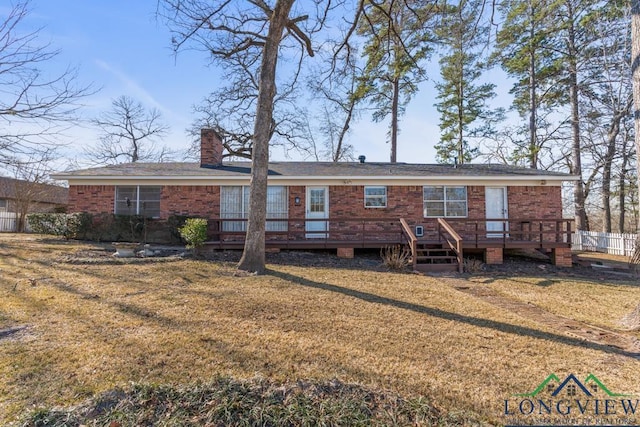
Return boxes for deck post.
[484,248,503,264]
[337,247,354,259]
[551,247,572,267]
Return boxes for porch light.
[294,196,301,205]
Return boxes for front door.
[485,187,508,238]
[306,186,329,238]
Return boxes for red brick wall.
[68,185,115,214]
[200,129,223,166]
[67,184,564,225]
[161,185,220,218]
[507,186,562,219]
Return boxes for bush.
[179,218,208,252]
[380,244,411,270]
[27,213,92,239]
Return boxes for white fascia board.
[56,174,577,187]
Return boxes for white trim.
[364,185,387,208]
[485,187,509,238]
[306,186,329,238]
[58,176,570,187]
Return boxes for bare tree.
[0,1,92,165]
[86,96,171,165]
[9,150,60,232]
[631,0,640,268]
[161,0,319,273]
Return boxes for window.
[423,186,467,218]
[220,186,288,232]
[0,199,7,212]
[364,186,387,208]
[115,186,161,218]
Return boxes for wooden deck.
[204,217,573,271]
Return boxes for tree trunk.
[631,0,640,267]
[566,8,586,231]
[602,112,623,232]
[457,64,464,164]
[237,0,294,274]
[619,137,630,233]
[390,76,400,163]
[528,2,538,169]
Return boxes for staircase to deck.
[400,218,464,273]
[413,243,459,272]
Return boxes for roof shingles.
[55,162,574,179]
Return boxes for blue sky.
[16,0,514,166]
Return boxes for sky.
[12,0,515,168]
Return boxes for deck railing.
[437,218,464,273]
[399,218,418,270]
[207,217,406,249]
[444,218,574,248]
[202,217,573,250]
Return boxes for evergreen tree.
[494,0,563,169]
[356,0,435,162]
[434,0,501,164]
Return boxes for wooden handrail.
[399,218,417,271]
[437,218,464,273]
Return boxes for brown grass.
[1,234,640,425]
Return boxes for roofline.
[51,174,578,186]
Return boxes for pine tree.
[494,0,563,169]
[434,0,501,164]
[356,0,435,162]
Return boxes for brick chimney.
[200,128,224,167]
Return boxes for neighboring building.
[52,129,578,270]
[0,176,68,213]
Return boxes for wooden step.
[415,255,457,263]
[416,249,452,256]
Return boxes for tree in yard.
[580,1,633,233]
[160,0,316,273]
[356,0,435,163]
[305,47,362,162]
[494,0,563,169]
[630,0,640,269]
[0,0,91,166]
[434,0,502,165]
[86,95,171,165]
[8,150,59,232]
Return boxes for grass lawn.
[1,234,639,425]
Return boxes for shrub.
[463,258,485,273]
[179,218,208,253]
[27,213,92,239]
[380,244,411,270]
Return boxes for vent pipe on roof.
[358,155,366,164]
[454,157,458,169]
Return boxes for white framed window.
[364,186,387,208]
[115,186,161,218]
[220,186,288,232]
[423,186,467,218]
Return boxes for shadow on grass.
[49,281,180,327]
[268,269,640,360]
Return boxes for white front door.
[306,186,329,238]
[486,187,508,238]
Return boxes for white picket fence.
[572,230,638,257]
[0,212,31,233]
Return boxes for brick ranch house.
[52,129,578,271]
